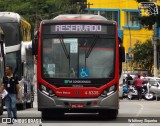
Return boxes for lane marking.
[129,102,144,126]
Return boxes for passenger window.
[148,78,155,85]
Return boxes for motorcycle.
[127,84,139,100]
[127,83,154,100]
[122,84,128,98]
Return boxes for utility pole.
[86,2,93,14]
[153,24,158,77]
[154,41,157,77]
[76,2,93,14]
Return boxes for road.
[1,96,160,126]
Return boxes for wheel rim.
[145,92,154,100]
[128,92,132,99]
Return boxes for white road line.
[135,103,144,117]
[129,102,144,126]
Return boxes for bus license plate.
[71,103,85,108]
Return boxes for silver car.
[143,77,160,100]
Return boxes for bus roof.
[0,12,31,29]
[42,14,116,24]
[0,12,21,23]
[54,14,107,20]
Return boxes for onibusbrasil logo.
[138,2,158,16]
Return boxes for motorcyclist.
[126,73,133,87]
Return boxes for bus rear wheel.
[0,98,3,115]
[17,102,26,110]
[26,102,33,108]
[99,109,118,119]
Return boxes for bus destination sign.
[48,24,112,34]
[55,25,102,32]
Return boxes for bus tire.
[17,102,26,110]
[42,111,50,120]
[42,110,64,120]
[26,102,33,108]
[0,98,3,115]
[99,109,118,119]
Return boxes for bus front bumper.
[37,89,119,112]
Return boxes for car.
[142,77,160,100]
[119,74,124,98]
[119,74,128,98]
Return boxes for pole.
[127,12,132,71]
[128,26,132,71]
[153,23,158,77]
[154,39,157,77]
[87,2,93,14]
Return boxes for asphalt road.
[1,96,160,126]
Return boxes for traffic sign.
[128,47,132,52]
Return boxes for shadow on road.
[42,113,117,123]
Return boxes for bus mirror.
[0,27,4,44]
[119,46,125,62]
[32,31,38,55]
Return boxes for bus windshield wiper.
[85,35,99,58]
[58,35,70,59]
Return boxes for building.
[87,0,160,71]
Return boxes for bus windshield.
[0,22,20,46]
[42,35,115,79]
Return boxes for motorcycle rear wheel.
[127,91,133,100]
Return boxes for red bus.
[33,14,125,119]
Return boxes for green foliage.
[0,0,86,29]
[132,40,153,73]
[135,0,160,29]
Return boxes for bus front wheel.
[42,110,64,120]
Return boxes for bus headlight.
[48,90,55,97]
[101,85,117,97]
[40,84,56,97]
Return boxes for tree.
[0,0,85,29]
[135,0,160,29]
[132,40,153,73]
[0,0,36,26]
